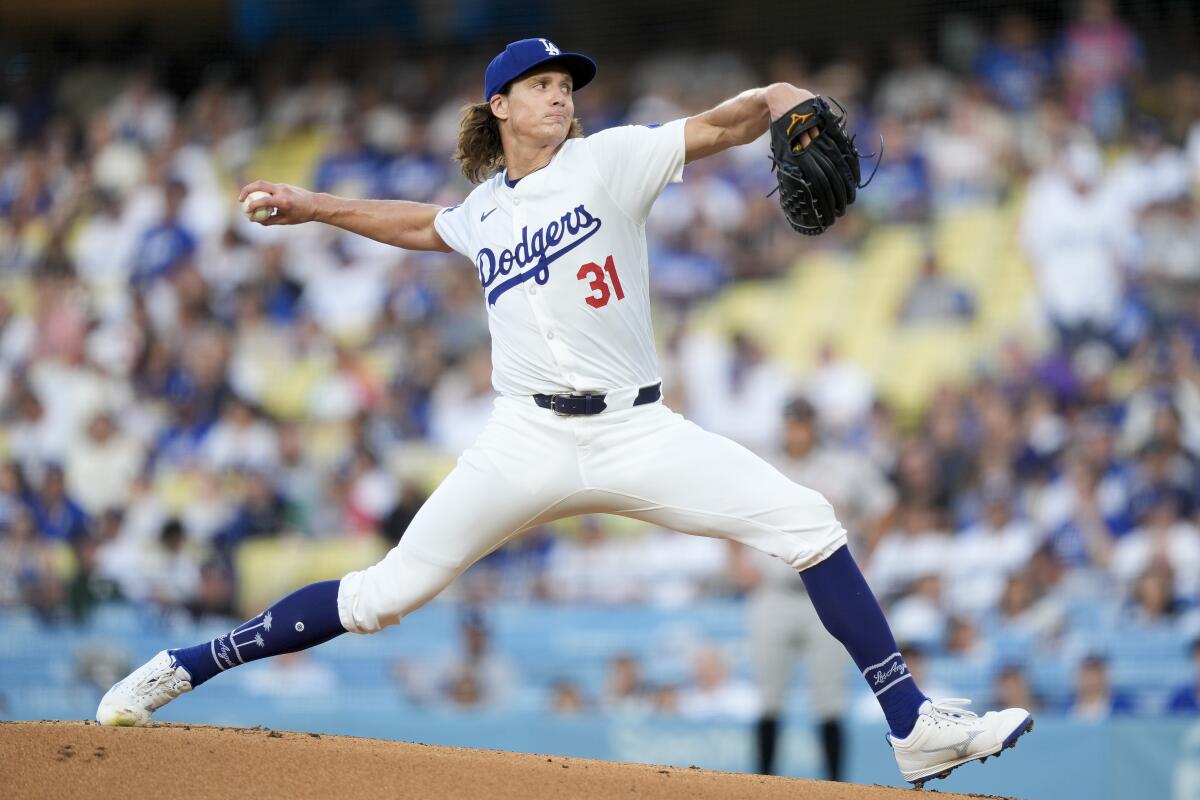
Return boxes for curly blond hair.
[454,101,584,184]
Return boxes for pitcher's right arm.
[239,181,453,253]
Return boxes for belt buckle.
[549,393,573,416]
[550,391,602,416]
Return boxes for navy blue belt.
[533,383,661,416]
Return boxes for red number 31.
[577,255,625,308]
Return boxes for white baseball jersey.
[434,118,687,396]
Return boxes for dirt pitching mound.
[1,720,998,799]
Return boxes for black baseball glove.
[769,96,875,236]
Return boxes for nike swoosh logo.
[918,729,984,759]
[481,208,497,222]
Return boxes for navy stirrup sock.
[170,580,346,687]
[800,545,927,738]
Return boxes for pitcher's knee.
[791,484,835,514]
[337,551,458,634]
[776,491,848,571]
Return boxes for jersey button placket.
[511,189,576,387]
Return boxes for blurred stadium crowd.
[2,0,1200,723]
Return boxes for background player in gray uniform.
[95,37,1033,788]
[731,397,897,779]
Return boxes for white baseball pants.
[337,396,848,634]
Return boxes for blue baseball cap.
[483,38,597,101]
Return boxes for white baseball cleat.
[96,650,193,727]
[888,698,1033,789]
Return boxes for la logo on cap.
[539,38,560,56]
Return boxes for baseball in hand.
[242,191,275,223]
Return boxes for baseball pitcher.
[97,38,1032,788]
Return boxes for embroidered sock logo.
[212,634,236,671]
[864,652,912,696]
[873,661,908,686]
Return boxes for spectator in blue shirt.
[314,121,380,197]
[378,121,446,203]
[27,464,89,543]
[975,13,1054,111]
[130,179,196,286]
[1128,438,1196,522]
[857,115,931,223]
[1069,654,1138,720]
